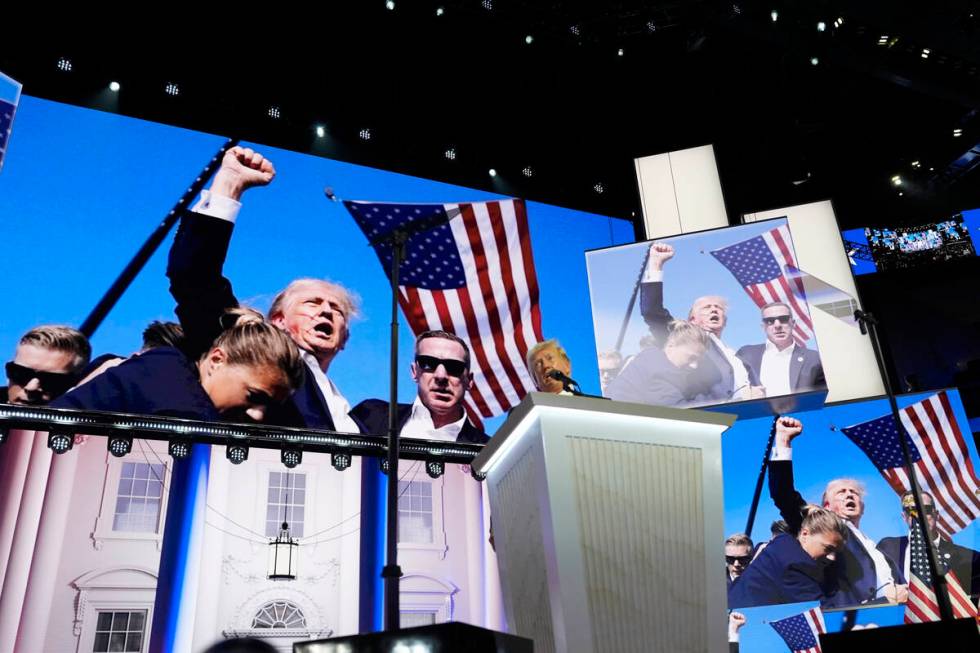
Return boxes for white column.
[14,436,83,651]
[337,457,362,635]
[0,430,38,592]
[461,466,486,626]
[0,432,52,653]
[481,483,505,631]
[191,452,230,652]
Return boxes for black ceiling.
[3,1,980,231]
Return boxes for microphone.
[546,369,580,391]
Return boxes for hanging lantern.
[268,520,298,581]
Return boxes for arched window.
[251,601,307,629]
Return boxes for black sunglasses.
[762,315,792,325]
[415,355,468,378]
[5,361,77,395]
[725,554,752,565]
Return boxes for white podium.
[472,393,736,653]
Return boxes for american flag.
[769,607,825,653]
[344,199,543,421]
[904,516,978,623]
[709,223,814,345]
[840,391,980,536]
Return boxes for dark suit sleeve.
[167,212,240,360]
[768,460,807,535]
[350,399,387,436]
[736,346,761,387]
[51,364,135,412]
[639,281,673,345]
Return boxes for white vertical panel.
[635,145,728,239]
[743,200,885,402]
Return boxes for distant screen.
[843,212,978,275]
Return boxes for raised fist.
[648,242,675,271]
[210,147,276,200]
[775,416,803,446]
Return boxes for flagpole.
[613,244,652,353]
[78,138,240,338]
[743,415,779,538]
[854,309,954,621]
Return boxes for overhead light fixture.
[570,25,581,37]
[488,168,497,177]
[878,35,889,46]
[380,458,390,474]
[268,500,298,580]
[817,21,826,32]
[168,439,192,460]
[226,442,249,465]
[953,128,963,137]
[482,0,492,10]
[921,48,931,59]
[48,430,74,454]
[891,174,903,186]
[836,17,844,26]
[281,446,302,469]
[57,57,72,72]
[331,452,352,471]
[770,10,778,22]
[426,460,445,479]
[617,48,625,57]
[911,160,921,169]
[522,166,534,178]
[165,83,180,96]
[108,81,121,92]
[444,147,456,160]
[810,56,820,66]
[594,182,605,194]
[647,21,658,32]
[108,435,133,458]
[268,106,281,119]
[525,35,534,45]
[315,125,326,138]
[359,128,372,140]
[385,0,395,10]
[435,6,444,16]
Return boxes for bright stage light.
[444,147,456,160]
[165,83,180,96]
[268,106,281,119]
[48,431,74,454]
[360,128,372,140]
[891,174,903,186]
[770,10,778,22]
[817,21,826,32]
[168,440,192,460]
[810,56,820,66]
[226,443,249,465]
[617,48,625,57]
[921,48,931,59]
[108,435,133,458]
[57,58,72,72]
[522,166,533,178]
[109,81,121,92]
[385,0,395,10]
[315,125,326,138]
[281,446,302,469]
[953,128,963,137]
[525,34,534,45]
[594,183,605,194]
[436,6,444,16]
[488,168,497,177]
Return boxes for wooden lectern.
[472,393,736,653]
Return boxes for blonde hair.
[525,338,569,373]
[18,325,91,373]
[208,321,306,392]
[687,295,728,320]
[725,533,753,549]
[822,478,866,507]
[268,279,360,323]
[665,320,708,349]
[801,507,849,541]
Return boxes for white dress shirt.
[759,340,794,397]
[399,396,466,442]
[845,522,896,598]
[708,333,750,400]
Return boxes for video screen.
[585,219,826,409]
[843,211,979,275]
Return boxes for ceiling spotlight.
[379,458,390,474]
[48,431,74,454]
[426,460,445,479]
[911,160,921,169]
[482,0,492,9]
[522,166,534,178]
[385,0,395,9]
[929,167,935,171]
[331,452,352,472]
[57,57,72,72]
[647,21,658,32]
[435,6,444,16]
[168,439,192,460]
[817,21,826,32]
[731,4,742,16]
[268,106,281,119]
[488,168,497,177]
[165,83,180,96]
[570,25,581,37]
[315,125,326,138]
[836,17,844,26]
[953,128,963,137]
[0,426,7,445]
[359,128,372,140]
[281,446,303,469]
[921,48,931,59]
[108,81,121,92]
[444,147,456,160]
[226,443,249,465]
[108,435,133,458]
[899,192,904,197]
[525,34,534,45]
[810,56,820,66]
[617,48,625,57]
[770,10,778,22]
[594,183,605,194]
[891,174,903,186]
[878,35,889,46]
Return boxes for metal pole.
[382,231,408,630]
[854,310,954,621]
[613,244,653,353]
[744,415,779,538]
[79,138,239,337]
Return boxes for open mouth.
[313,322,334,337]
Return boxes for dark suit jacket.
[606,346,699,407]
[735,343,825,393]
[350,399,489,444]
[639,281,745,402]
[167,211,335,431]
[769,459,904,607]
[878,535,980,598]
[50,348,220,421]
[727,533,832,608]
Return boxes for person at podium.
[526,339,574,395]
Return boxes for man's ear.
[463,370,474,393]
[270,312,286,329]
[410,362,420,383]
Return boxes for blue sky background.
[0,96,634,435]
[584,219,823,364]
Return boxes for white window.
[113,462,166,533]
[398,480,433,544]
[252,601,307,629]
[92,610,146,652]
[266,472,306,538]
